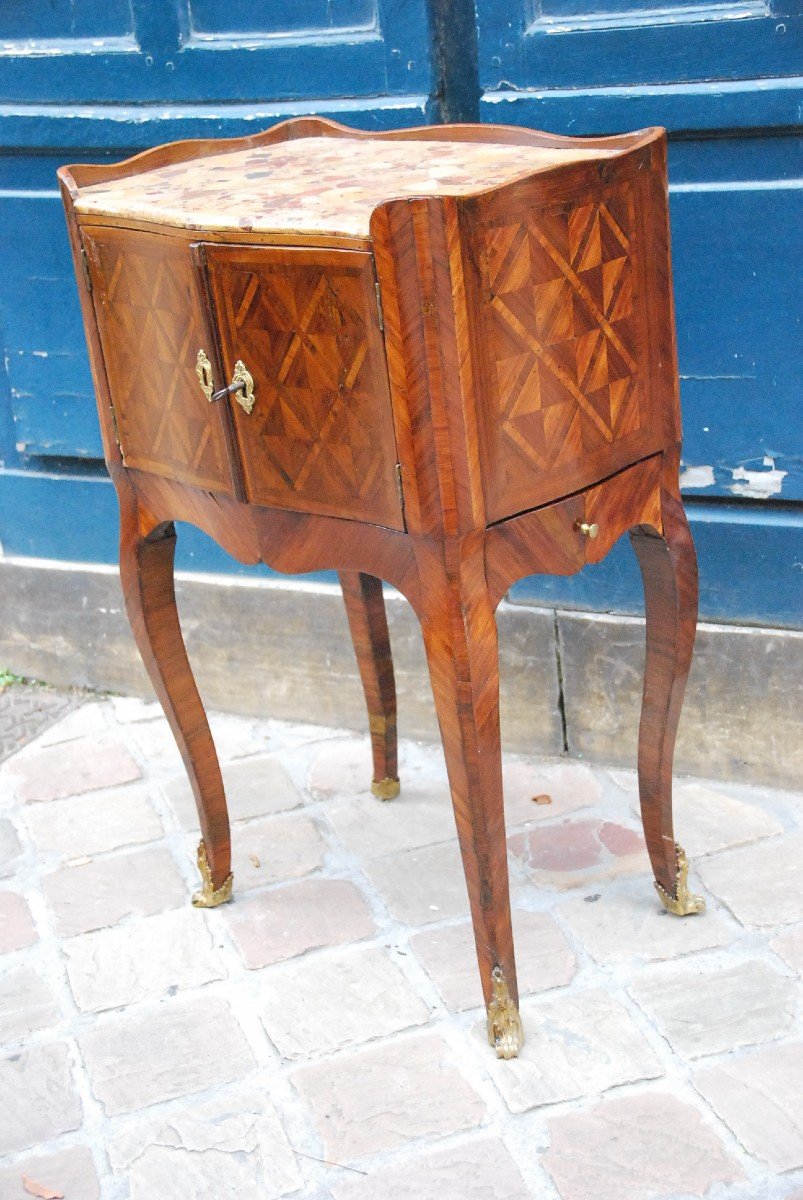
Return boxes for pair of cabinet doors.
[83,226,405,531]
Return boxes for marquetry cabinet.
[60,117,704,1061]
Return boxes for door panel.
[478,0,801,90]
[0,0,429,104]
[469,169,667,522]
[83,226,236,494]
[202,244,404,530]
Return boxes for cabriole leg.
[339,571,400,800]
[119,508,232,907]
[630,479,704,917]
[416,539,523,1057]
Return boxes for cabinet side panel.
[82,225,236,495]
[466,157,670,522]
[204,245,404,531]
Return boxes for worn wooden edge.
[57,114,665,196]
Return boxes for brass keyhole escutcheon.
[577,521,599,539]
[232,360,255,415]
[196,349,214,402]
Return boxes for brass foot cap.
[655,843,705,917]
[371,776,401,801]
[191,840,234,908]
[486,966,525,1060]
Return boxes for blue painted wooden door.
[477,0,802,626]
[0,0,431,569]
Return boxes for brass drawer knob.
[577,521,599,539]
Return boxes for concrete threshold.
[0,556,800,789]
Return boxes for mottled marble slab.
[75,135,617,237]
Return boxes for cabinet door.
[466,163,667,524]
[201,244,404,531]
[83,225,237,495]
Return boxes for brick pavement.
[0,693,801,1199]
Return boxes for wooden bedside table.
[59,116,704,1060]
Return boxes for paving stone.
[0,1146,100,1200]
[111,695,162,724]
[772,924,803,972]
[0,816,22,877]
[542,1089,744,1200]
[9,738,142,802]
[698,833,803,927]
[0,966,61,1042]
[0,889,37,953]
[503,758,601,827]
[598,821,644,856]
[64,908,227,1013]
[24,786,163,860]
[648,781,785,857]
[79,996,255,1115]
[224,877,375,969]
[163,754,303,830]
[38,701,109,746]
[208,712,270,761]
[260,945,429,1059]
[558,884,732,964]
[325,783,456,860]
[307,736,383,797]
[629,958,796,1059]
[130,713,266,770]
[329,1135,531,1200]
[0,1042,83,1156]
[231,811,327,891]
[479,990,662,1113]
[42,847,187,937]
[108,1087,301,1200]
[291,1031,486,1161]
[363,840,468,925]
[509,818,604,872]
[693,1041,803,1172]
[410,910,576,1011]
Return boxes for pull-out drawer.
[485,453,663,605]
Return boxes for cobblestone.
[0,696,800,1199]
[108,1088,301,1200]
[0,1146,100,1200]
[260,945,430,1059]
[410,910,576,1011]
[64,908,226,1013]
[42,846,187,937]
[0,1042,83,1156]
[79,996,255,1114]
[699,833,803,927]
[542,1090,744,1200]
[0,965,61,1043]
[24,785,163,860]
[693,1042,803,1172]
[291,1032,486,1160]
[480,990,663,1113]
[224,877,375,969]
[163,753,303,829]
[8,737,141,802]
[0,890,38,954]
[0,817,22,877]
[629,957,797,1059]
[328,1136,531,1200]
